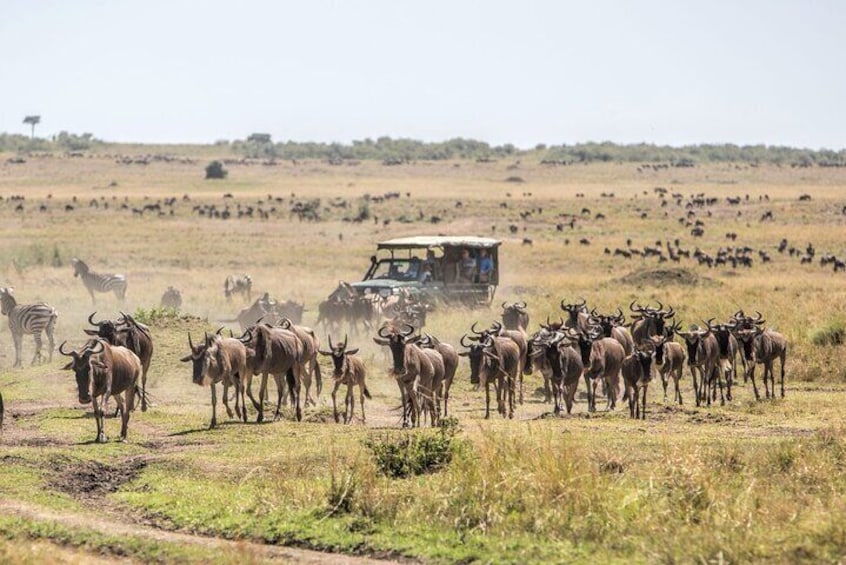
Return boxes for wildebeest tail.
[285,368,296,394]
[0,391,4,431]
[314,361,323,396]
[362,384,372,400]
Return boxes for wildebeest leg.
[257,373,269,423]
[748,365,760,400]
[628,385,636,418]
[508,374,515,419]
[92,395,106,443]
[288,367,302,422]
[115,394,130,442]
[584,374,593,412]
[346,383,354,424]
[779,352,786,398]
[660,367,670,402]
[209,382,218,429]
[641,384,648,420]
[552,379,562,415]
[543,372,552,403]
[359,382,366,423]
[717,368,725,406]
[674,367,683,405]
[140,365,148,412]
[763,363,771,399]
[331,380,342,423]
[484,380,491,419]
[246,375,261,413]
[272,374,285,421]
[691,365,700,407]
[301,366,314,407]
[221,380,235,419]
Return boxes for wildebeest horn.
[377,325,392,338]
[401,323,415,336]
[577,298,586,308]
[630,300,645,313]
[58,341,75,357]
[460,334,472,348]
[343,334,348,350]
[501,301,509,310]
[279,318,292,328]
[188,332,194,349]
[663,305,675,319]
[88,340,105,355]
[515,301,526,309]
[490,320,502,331]
[753,311,764,324]
[328,334,334,350]
[215,326,225,335]
[470,321,484,335]
[204,331,210,345]
[704,318,716,330]
[560,299,568,311]
[238,328,253,343]
[88,312,104,326]
[733,309,746,319]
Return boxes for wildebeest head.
[734,326,763,361]
[458,334,486,385]
[318,334,358,374]
[179,332,216,385]
[676,325,710,364]
[59,339,104,404]
[705,318,734,356]
[572,327,601,366]
[560,298,587,324]
[632,342,655,377]
[501,301,529,330]
[84,311,119,342]
[373,323,415,374]
[649,321,681,365]
[589,307,625,338]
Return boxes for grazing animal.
[180,333,250,428]
[648,325,686,404]
[60,339,142,443]
[734,325,788,400]
[560,299,589,330]
[244,324,304,422]
[530,329,583,414]
[373,324,443,427]
[621,344,655,419]
[460,334,521,419]
[570,328,626,412]
[85,312,154,412]
[501,301,530,330]
[319,335,370,423]
[0,287,57,368]
[71,258,127,303]
[278,318,323,405]
[589,308,634,355]
[160,286,183,309]
[676,325,721,407]
[224,274,252,302]
[629,301,675,345]
[418,333,459,418]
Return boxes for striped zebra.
[72,258,127,304]
[0,287,58,368]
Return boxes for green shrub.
[204,160,227,179]
[132,306,180,325]
[810,318,845,346]
[364,418,459,478]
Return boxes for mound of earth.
[616,267,716,288]
[47,456,146,498]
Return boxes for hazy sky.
[1,0,844,148]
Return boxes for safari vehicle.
[349,236,502,307]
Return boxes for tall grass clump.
[810,317,845,346]
[363,418,459,478]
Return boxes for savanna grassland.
[0,148,845,564]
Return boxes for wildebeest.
[588,308,634,355]
[570,328,625,412]
[560,298,589,330]
[60,339,142,442]
[180,332,250,428]
[244,324,304,422]
[501,301,529,331]
[278,318,323,405]
[373,323,443,427]
[621,343,655,419]
[676,325,721,407]
[418,333,459,418]
[85,312,154,412]
[224,274,252,302]
[71,258,127,303]
[648,323,686,404]
[470,321,529,402]
[734,324,788,400]
[629,300,675,345]
[529,328,584,415]
[460,334,521,419]
[319,335,370,424]
[0,287,57,368]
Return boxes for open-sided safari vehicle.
[349,236,502,307]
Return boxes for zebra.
[224,274,252,302]
[0,287,58,368]
[71,258,127,304]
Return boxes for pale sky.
[1,0,844,148]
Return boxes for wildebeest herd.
[0,251,789,442]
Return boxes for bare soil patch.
[616,267,716,288]
[47,456,147,498]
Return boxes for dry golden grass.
[0,150,845,563]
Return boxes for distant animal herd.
[0,259,788,442]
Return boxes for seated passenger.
[459,249,476,282]
[477,248,493,282]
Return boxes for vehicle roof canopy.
[377,236,502,250]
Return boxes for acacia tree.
[23,115,41,139]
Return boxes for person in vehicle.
[477,248,493,282]
[459,249,476,282]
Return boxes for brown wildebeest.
[85,311,154,412]
[319,334,370,424]
[676,325,721,407]
[278,318,323,406]
[180,332,250,428]
[529,327,583,415]
[501,301,529,331]
[648,322,686,404]
[243,324,304,422]
[570,328,625,412]
[460,334,521,419]
[418,333,459,418]
[60,339,141,443]
[621,343,655,419]
[629,300,675,345]
[560,298,589,330]
[734,324,788,400]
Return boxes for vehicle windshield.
[370,259,421,281]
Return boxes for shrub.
[132,306,180,326]
[363,418,459,478]
[810,318,845,346]
[204,160,227,179]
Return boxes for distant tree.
[23,115,41,139]
[205,160,228,179]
